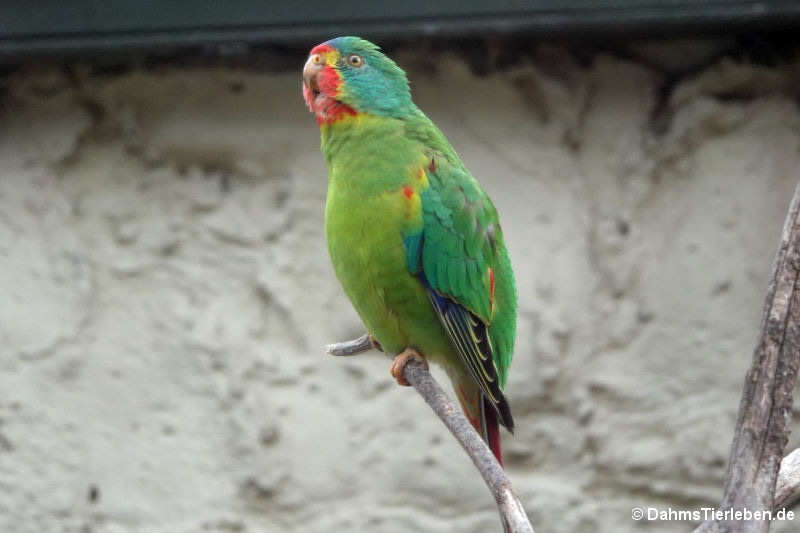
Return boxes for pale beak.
[303,55,323,93]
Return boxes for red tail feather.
[455,381,504,466]
[483,395,503,466]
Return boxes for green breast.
[322,116,452,358]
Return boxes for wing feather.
[403,158,514,430]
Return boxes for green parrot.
[303,37,517,464]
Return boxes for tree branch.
[695,183,800,533]
[327,340,534,533]
[326,334,374,356]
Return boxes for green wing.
[405,155,515,430]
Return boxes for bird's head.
[302,36,413,124]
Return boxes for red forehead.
[309,44,335,56]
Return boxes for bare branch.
[403,359,534,533]
[326,334,373,356]
[695,183,800,533]
[326,339,534,533]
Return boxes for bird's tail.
[453,376,503,466]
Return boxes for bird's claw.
[390,348,428,386]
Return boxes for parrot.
[302,36,517,465]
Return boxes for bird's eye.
[347,54,363,67]
[310,53,323,65]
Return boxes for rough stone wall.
[1,40,799,532]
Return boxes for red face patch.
[316,66,341,98]
[303,45,358,125]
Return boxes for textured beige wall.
[1,40,799,532]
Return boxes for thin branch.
[695,183,800,533]
[326,334,373,356]
[327,339,534,533]
[403,359,534,533]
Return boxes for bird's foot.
[369,335,383,352]
[390,348,428,387]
